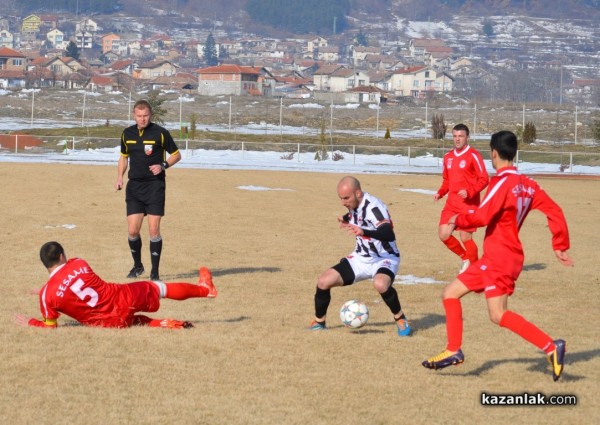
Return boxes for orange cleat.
[199,267,218,298]
[155,318,193,329]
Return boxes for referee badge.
[144,145,153,155]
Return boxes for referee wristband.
[161,161,169,170]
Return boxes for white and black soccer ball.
[339,300,369,329]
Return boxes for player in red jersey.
[434,124,489,273]
[16,241,217,329]
[422,131,574,381]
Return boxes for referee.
[115,99,181,281]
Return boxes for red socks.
[442,236,467,260]
[499,310,555,353]
[165,283,210,300]
[443,298,463,352]
[462,239,479,263]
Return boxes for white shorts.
[345,254,399,282]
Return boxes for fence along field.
[1,89,599,175]
[2,134,600,175]
[0,88,599,144]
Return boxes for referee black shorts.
[125,179,166,216]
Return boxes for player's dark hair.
[490,131,518,161]
[40,241,65,269]
[133,99,152,113]
[452,123,470,136]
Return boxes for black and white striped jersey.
[346,192,400,261]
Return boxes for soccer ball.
[339,300,369,329]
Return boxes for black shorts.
[126,179,166,216]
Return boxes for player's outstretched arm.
[15,313,57,328]
[554,250,574,267]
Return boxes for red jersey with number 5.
[455,166,570,278]
[39,258,142,328]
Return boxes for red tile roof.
[197,64,261,75]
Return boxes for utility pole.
[559,64,563,105]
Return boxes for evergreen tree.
[146,90,167,125]
[354,31,368,46]
[65,41,80,60]
[203,33,218,66]
[592,117,600,143]
[482,20,495,38]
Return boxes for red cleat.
[199,267,218,298]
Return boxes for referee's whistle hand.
[149,164,162,175]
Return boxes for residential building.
[102,33,121,54]
[46,29,67,50]
[328,68,370,92]
[21,15,42,36]
[0,29,14,48]
[133,59,178,79]
[409,38,449,62]
[389,66,452,97]
[75,31,93,50]
[317,46,340,63]
[0,70,26,88]
[39,15,59,31]
[76,18,98,33]
[0,47,26,71]
[312,64,344,91]
[197,64,263,96]
[352,46,381,65]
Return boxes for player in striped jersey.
[310,176,411,336]
[422,131,573,381]
[434,124,489,273]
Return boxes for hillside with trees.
[9,0,599,29]
[245,0,350,34]
[10,0,121,14]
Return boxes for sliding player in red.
[434,124,489,273]
[16,241,217,329]
[423,130,573,381]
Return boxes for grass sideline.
[1,163,598,425]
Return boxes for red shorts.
[439,207,477,233]
[457,256,517,298]
[108,281,161,327]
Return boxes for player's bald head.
[338,176,361,192]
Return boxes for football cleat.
[199,267,218,298]
[396,318,412,337]
[308,320,326,331]
[459,259,470,274]
[150,272,160,281]
[422,349,465,370]
[547,339,566,382]
[127,265,145,279]
[158,319,193,329]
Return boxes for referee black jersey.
[120,122,179,181]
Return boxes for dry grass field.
[0,163,598,425]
